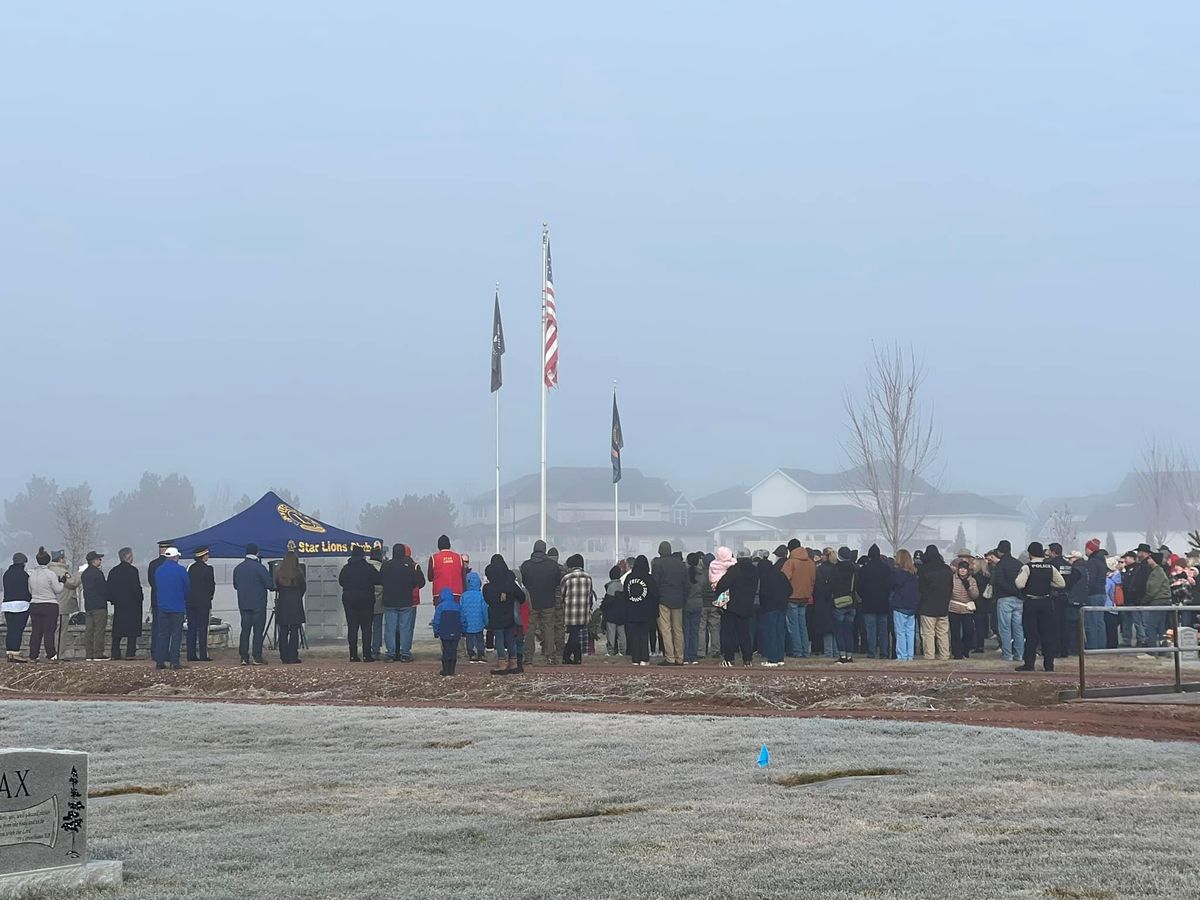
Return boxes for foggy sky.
[3,2,1197,517]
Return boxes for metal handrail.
[1076,604,1199,699]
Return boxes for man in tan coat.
[781,539,816,657]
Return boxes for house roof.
[691,485,750,511]
[1035,471,1200,533]
[916,492,1026,518]
[467,468,679,506]
[751,465,938,496]
[709,508,940,541]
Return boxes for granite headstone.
[0,749,88,876]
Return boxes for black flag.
[490,289,505,393]
[611,393,624,483]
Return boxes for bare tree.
[1043,504,1078,550]
[52,484,97,567]
[1135,436,1184,547]
[841,344,941,552]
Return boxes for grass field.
[2,700,1198,899]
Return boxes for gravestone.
[0,749,122,898]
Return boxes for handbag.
[833,595,854,609]
[983,584,993,600]
[713,591,730,610]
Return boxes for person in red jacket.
[427,535,466,605]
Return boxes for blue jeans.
[465,632,485,658]
[759,609,785,663]
[494,626,524,660]
[996,596,1025,661]
[833,607,856,656]
[383,607,416,660]
[892,611,916,660]
[239,607,266,662]
[863,612,890,658]
[1120,609,1148,646]
[683,609,701,662]
[1141,609,1167,645]
[155,611,185,667]
[371,612,383,658]
[1084,596,1108,649]
[785,603,810,657]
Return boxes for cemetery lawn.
[2,700,1199,899]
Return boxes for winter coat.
[1068,560,1091,606]
[1123,562,1149,606]
[431,589,463,640]
[274,571,307,627]
[2,564,31,614]
[27,565,63,608]
[379,557,426,609]
[338,557,380,610]
[520,549,562,611]
[601,578,627,625]
[715,558,758,619]
[917,549,953,618]
[755,558,791,613]
[233,557,273,611]
[889,569,919,614]
[459,572,488,633]
[147,555,166,611]
[483,562,525,631]
[708,547,736,587]
[651,549,689,610]
[369,559,384,614]
[187,560,216,611]
[622,563,659,624]
[106,561,145,638]
[810,561,836,635]
[80,565,108,612]
[684,568,705,612]
[48,560,80,615]
[828,561,858,606]
[1144,565,1172,606]
[991,553,1024,600]
[948,573,980,615]
[1086,551,1109,597]
[856,546,892,614]
[561,568,595,627]
[154,559,190,614]
[781,547,816,603]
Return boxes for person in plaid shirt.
[561,554,596,665]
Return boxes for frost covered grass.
[1,700,1197,899]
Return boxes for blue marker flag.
[757,744,770,768]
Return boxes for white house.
[707,466,1027,554]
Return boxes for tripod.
[264,606,308,652]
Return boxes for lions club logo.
[277,503,327,534]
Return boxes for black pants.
[279,624,301,662]
[441,638,459,674]
[343,600,373,660]
[186,605,209,660]
[28,606,58,660]
[4,610,29,652]
[564,625,587,664]
[973,599,993,650]
[1104,613,1120,649]
[626,622,651,663]
[949,612,976,659]
[721,613,754,664]
[111,635,137,659]
[1023,597,1057,670]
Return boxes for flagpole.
[495,283,501,557]
[540,223,549,543]
[614,380,619,564]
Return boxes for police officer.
[1014,542,1066,672]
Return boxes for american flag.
[543,236,558,389]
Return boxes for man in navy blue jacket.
[233,543,273,666]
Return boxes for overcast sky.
[3,2,1197,517]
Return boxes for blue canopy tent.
[162,492,382,559]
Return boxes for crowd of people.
[2,532,1194,675]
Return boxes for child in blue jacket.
[431,587,463,676]
[459,571,489,664]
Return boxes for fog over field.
[3,3,1198,520]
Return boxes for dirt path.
[3,654,1197,743]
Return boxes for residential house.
[707,466,1027,554]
